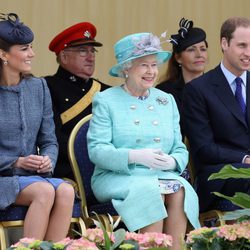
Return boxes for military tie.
[235,77,246,115]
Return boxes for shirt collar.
[220,62,247,87]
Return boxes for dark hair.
[0,38,12,79]
[163,54,182,83]
[220,17,250,44]
[162,40,208,83]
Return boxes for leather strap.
[60,80,101,125]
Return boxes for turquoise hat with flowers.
[109,32,172,77]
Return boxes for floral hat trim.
[116,33,165,62]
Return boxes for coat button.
[134,119,140,125]
[152,120,159,125]
[148,105,154,111]
[153,137,161,143]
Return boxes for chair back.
[68,114,118,224]
[68,114,95,218]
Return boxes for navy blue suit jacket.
[183,65,250,212]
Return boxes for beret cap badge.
[84,30,91,38]
[0,13,34,44]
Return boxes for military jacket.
[45,66,110,179]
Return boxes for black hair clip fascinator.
[170,17,206,53]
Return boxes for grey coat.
[0,77,58,209]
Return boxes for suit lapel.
[212,66,248,128]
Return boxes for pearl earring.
[3,61,7,65]
[179,64,182,67]
[125,74,128,79]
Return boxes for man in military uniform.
[45,22,109,179]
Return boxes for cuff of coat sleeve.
[242,155,250,163]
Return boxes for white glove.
[128,149,175,170]
[150,153,176,171]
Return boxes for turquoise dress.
[87,86,200,231]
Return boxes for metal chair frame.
[0,207,85,250]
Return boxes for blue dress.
[87,86,200,231]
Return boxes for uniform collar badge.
[69,75,77,82]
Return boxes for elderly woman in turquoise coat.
[87,32,200,250]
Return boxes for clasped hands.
[14,155,53,173]
[129,148,176,170]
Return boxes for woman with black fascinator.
[0,13,74,242]
[157,18,208,138]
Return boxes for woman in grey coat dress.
[0,13,74,242]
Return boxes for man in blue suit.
[183,17,250,212]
